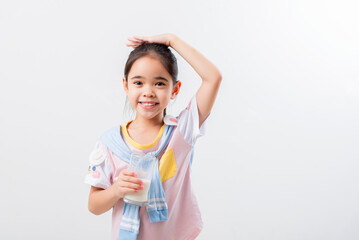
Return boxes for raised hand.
[126,33,176,48]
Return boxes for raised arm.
[169,34,222,128]
[127,33,222,128]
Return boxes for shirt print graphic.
[159,148,177,182]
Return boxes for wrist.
[169,34,178,47]
[110,183,123,200]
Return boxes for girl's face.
[123,56,181,121]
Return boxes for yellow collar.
[121,121,166,150]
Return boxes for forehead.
[128,56,171,79]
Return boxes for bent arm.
[88,169,143,215]
[170,34,222,128]
[88,185,120,215]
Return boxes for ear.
[123,77,129,95]
[171,80,181,99]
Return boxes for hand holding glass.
[123,153,156,206]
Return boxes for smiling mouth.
[139,102,158,106]
[138,102,159,108]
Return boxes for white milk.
[124,179,151,203]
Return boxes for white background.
[1,0,358,239]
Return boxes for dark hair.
[123,42,178,117]
[124,42,178,84]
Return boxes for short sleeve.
[84,141,113,189]
[177,94,210,146]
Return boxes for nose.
[142,86,155,98]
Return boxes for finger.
[120,169,137,177]
[128,37,143,42]
[126,40,141,44]
[120,181,143,190]
[121,187,140,193]
[126,42,142,48]
[127,40,142,45]
[118,172,143,183]
[126,43,141,48]
[132,36,146,41]
[132,36,150,43]
[119,175,143,186]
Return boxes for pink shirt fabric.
[85,95,209,240]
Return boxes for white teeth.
[141,102,156,106]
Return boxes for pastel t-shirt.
[85,94,209,240]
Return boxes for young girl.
[85,33,222,240]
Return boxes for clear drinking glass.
[123,152,156,206]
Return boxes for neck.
[130,114,164,130]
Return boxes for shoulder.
[170,95,209,146]
[85,140,114,189]
[100,125,122,140]
[164,114,179,126]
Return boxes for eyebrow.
[130,75,169,82]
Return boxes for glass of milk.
[123,152,156,206]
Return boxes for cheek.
[128,92,140,104]
[159,90,172,101]
[128,88,139,97]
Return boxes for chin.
[137,110,163,120]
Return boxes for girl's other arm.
[88,169,143,215]
[88,185,121,215]
[169,34,222,128]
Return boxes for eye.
[133,81,142,85]
[155,82,166,86]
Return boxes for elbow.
[204,72,222,85]
[88,204,97,215]
[217,74,222,83]
[215,70,222,83]
[215,72,222,86]
[88,206,102,216]
[88,201,102,216]
[203,69,222,84]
